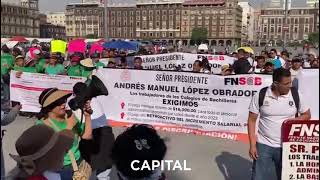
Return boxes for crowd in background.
[1,39,319,180]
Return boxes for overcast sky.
[2,0,307,13]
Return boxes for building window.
[305,18,309,24]
[270,27,274,33]
[294,18,298,24]
[277,27,281,33]
[271,18,275,24]
[162,16,166,21]
[169,32,173,37]
[305,26,309,33]
[278,18,281,23]
[264,27,267,33]
[149,32,153,37]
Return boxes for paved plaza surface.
[2,116,278,180]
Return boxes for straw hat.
[80,58,95,68]
[221,64,233,73]
[39,88,72,108]
[15,55,24,61]
[10,125,74,176]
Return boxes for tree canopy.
[191,27,208,45]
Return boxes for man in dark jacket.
[232,49,252,74]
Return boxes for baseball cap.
[15,55,25,61]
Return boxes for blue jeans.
[57,165,73,180]
[251,143,282,180]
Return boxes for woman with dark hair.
[112,124,167,180]
[35,88,92,180]
[201,57,211,74]
[118,56,129,69]
[192,60,203,73]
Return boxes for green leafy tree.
[308,32,319,47]
[86,34,98,39]
[191,27,208,45]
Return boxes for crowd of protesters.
[192,47,319,75]
[1,39,319,180]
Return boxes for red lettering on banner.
[224,77,263,86]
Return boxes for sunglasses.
[54,98,67,107]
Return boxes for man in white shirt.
[290,57,303,80]
[247,68,311,180]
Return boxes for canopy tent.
[9,36,29,42]
[5,41,19,49]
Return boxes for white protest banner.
[282,120,319,180]
[297,69,319,119]
[10,71,85,112]
[137,53,235,74]
[96,68,273,142]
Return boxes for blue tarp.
[103,41,138,50]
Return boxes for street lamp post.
[104,0,108,40]
[283,0,289,50]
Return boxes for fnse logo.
[224,77,262,86]
[197,55,225,61]
[289,124,319,137]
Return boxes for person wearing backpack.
[247,68,311,180]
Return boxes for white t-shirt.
[290,68,303,80]
[249,86,309,147]
[72,96,108,129]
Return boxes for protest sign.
[68,39,86,54]
[51,40,67,54]
[137,53,236,74]
[96,69,273,142]
[297,69,319,119]
[282,120,319,180]
[10,71,85,112]
[89,43,103,56]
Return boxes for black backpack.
[258,87,300,117]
